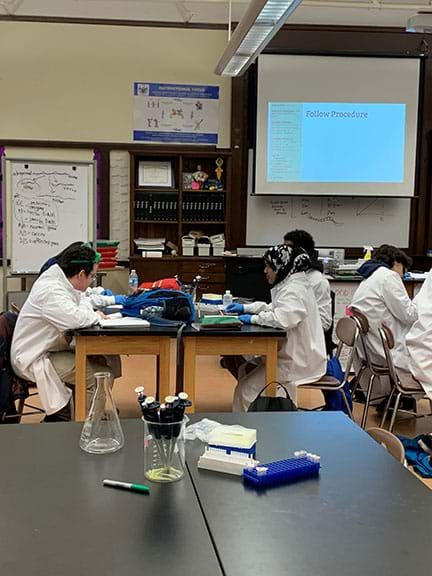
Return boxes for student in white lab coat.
[226,244,327,411]
[11,244,114,421]
[283,229,333,354]
[406,270,432,402]
[349,244,417,397]
[39,241,128,309]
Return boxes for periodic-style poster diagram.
[133,82,219,144]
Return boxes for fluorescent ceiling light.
[215,0,303,77]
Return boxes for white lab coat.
[307,269,332,331]
[350,266,417,371]
[233,272,327,411]
[11,264,100,415]
[406,270,432,401]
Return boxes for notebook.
[199,315,242,330]
[99,317,150,328]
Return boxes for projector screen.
[255,55,420,197]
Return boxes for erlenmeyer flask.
[79,371,124,454]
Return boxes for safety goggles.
[70,252,102,265]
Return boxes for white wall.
[0,21,231,146]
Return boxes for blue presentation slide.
[267,102,406,183]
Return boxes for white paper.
[99,317,150,328]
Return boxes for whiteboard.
[5,159,95,274]
[246,152,411,248]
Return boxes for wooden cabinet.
[129,147,231,255]
[129,256,225,296]
[129,146,231,292]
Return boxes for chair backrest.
[366,426,405,464]
[9,302,21,315]
[324,289,337,356]
[350,306,369,334]
[377,324,399,384]
[334,316,359,382]
[335,316,357,347]
[380,323,395,349]
[0,312,29,423]
[350,306,388,376]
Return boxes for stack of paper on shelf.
[134,237,165,258]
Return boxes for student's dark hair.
[283,229,315,257]
[373,244,412,270]
[38,241,85,276]
[57,244,97,278]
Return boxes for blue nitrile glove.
[114,294,127,305]
[238,314,252,324]
[101,289,113,296]
[225,303,244,314]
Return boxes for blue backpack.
[323,355,353,415]
[121,289,195,325]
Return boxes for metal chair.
[349,307,391,429]
[298,316,359,419]
[6,304,44,422]
[378,324,431,432]
[366,426,406,464]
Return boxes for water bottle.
[128,269,138,294]
[322,257,330,276]
[222,290,233,310]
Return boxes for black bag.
[248,382,297,412]
[121,289,195,324]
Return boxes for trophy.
[192,165,208,190]
[215,157,224,190]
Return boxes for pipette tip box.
[208,425,257,456]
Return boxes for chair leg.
[380,387,395,428]
[351,365,366,397]
[340,390,353,419]
[360,373,375,429]
[388,393,402,433]
[16,398,25,424]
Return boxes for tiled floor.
[20,350,432,488]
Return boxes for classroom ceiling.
[0,0,432,28]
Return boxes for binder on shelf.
[181,191,226,222]
[135,193,178,221]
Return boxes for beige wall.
[0,22,231,146]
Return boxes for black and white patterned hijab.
[263,244,311,286]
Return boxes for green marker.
[103,479,150,494]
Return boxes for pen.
[103,479,150,494]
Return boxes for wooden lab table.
[181,324,284,412]
[72,325,177,421]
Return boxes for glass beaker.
[143,417,186,482]
[79,372,124,454]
